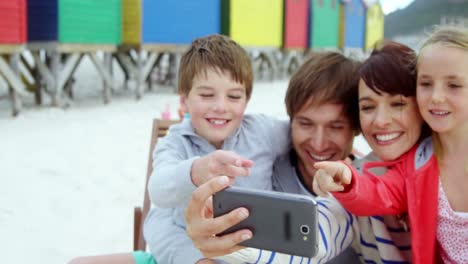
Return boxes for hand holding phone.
[213,186,318,258]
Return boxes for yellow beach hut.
[365,1,384,50]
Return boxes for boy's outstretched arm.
[191,150,254,187]
[148,133,253,208]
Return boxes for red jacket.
[333,137,442,264]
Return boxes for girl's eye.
[448,83,462,89]
[228,95,242,100]
[200,94,213,98]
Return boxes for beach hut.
[142,0,221,45]
[284,0,310,50]
[365,1,384,50]
[222,0,283,48]
[340,0,367,49]
[0,0,27,116]
[310,0,341,49]
[25,0,122,45]
[27,0,121,44]
[0,0,26,44]
[122,0,141,46]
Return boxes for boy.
[146,34,290,263]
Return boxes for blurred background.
[0,0,466,263]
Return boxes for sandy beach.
[0,57,371,264]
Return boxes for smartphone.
[213,186,318,258]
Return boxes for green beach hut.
[310,0,341,49]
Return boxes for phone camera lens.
[300,225,309,235]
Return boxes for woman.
[313,26,468,264]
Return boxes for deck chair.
[134,118,180,251]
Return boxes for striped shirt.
[219,152,412,264]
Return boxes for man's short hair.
[285,52,361,133]
[178,34,253,99]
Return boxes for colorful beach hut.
[222,0,283,48]
[284,0,310,49]
[310,0,341,49]
[122,0,141,46]
[340,0,367,49]
[365,1,384,50]
[27,0,121,44]
[141,0,221,45]
[0,0,26,44]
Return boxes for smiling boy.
[145,34,290,264]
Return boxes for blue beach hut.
[341,0,367,49]
[142,0,221,45]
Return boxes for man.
[185,52,363,263]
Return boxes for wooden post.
[9,54,22,116]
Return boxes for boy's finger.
[216,151,253,168]
[235,159,254,168]
[224,165,250,177]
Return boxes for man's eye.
[392,102,406,107]
[360,105,374,111]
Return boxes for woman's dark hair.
[359,41,416,97]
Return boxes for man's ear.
[179,95,188,113]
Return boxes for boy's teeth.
[376,133,400,142]
[211,119,227,125]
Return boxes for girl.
[313,26,468,264]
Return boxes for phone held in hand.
[213,186,318,258]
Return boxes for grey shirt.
[145,114,290,264]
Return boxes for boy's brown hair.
[285,51,361,133]
[178,34,253,99]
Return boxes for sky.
[372,0,416,14]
